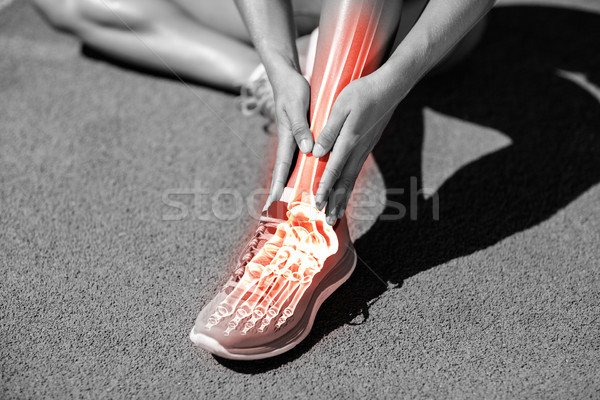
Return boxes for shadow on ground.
[215,6,600,372]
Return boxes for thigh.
[291,0,322,35]
[173,0,322,44]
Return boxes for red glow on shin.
[206,2,394,334]
[287,1,389,202]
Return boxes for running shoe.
[190,196,356,360]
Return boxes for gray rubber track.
[1,1,599,398]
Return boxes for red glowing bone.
[207,1,392,334]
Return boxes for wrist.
[261,49,300,79]
[373,36,434,102]
[367,67,411,109]
[261,53,303,98]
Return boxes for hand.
[313,74,399,225]
[266,64,314,206]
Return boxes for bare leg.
[206,0,404,333]
[287,0,403,200]
[283,0,486,197]
[33,0,262,91]
[175,0,323,44]
[33,0,483,93]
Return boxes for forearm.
[374,0,496,104]
[234,0,300,79]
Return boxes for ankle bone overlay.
[204,1,391,337]
[206,200,338,334]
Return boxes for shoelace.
[229,217,282,285]
[238,73,275,122]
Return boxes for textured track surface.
[1,1,599,398]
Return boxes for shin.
[287,0,402,206]
[208,0,402,333]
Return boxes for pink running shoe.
[190,198,356,360]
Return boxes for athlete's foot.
[190,193,356,360]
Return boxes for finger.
[267,130,296,207]
[285,99,313,155]
[312,101,350,158]
[325,149,367,225]
[324,185,347,226]
[314,121,357,209]
[328,116,390,220]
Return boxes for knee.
[76,0,152,30]
[33,0,151,33]
[33,0,82,31]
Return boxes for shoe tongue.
[263,200,288,221]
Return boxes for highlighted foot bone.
[206,200,338,335]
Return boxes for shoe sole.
[189,245,357,360]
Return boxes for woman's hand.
[313,73,401,225]
[266,63,314,205]
[311,0,496,225]
[233,0,316,204]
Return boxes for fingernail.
[316,199,324,210]
[299,139,312,154]
[314,191,323,209]
[337,207,345,219]
[327,208,338,225]
[312,144,325,158]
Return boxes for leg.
[206,0,403,334]
[286,0,486,200]
[287,0,403,202]
[174,0,323,44]
[33,0,261,91]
